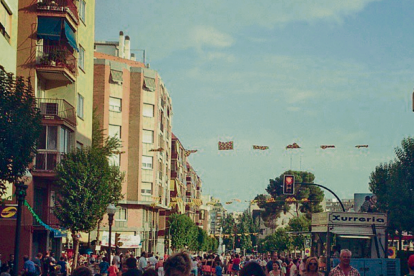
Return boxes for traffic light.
[115,233,123,248]
[283,175,295,195]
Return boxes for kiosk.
[311,212,400,276]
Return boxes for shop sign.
[0,205,18,219]
[329,212,387,226]
[101,232,141,248]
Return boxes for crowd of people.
[3,249,414,276]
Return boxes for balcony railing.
[36,45,77,75]
[37,0,79,23]
[37,98,76,127]
[34,151,64,172]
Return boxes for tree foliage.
[259,228,290,253]
[0,66,42,196]
[369,137,414,234]
[286,215,311,250]
[53,115,124,268]
[257,170,324,224]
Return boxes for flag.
[320,145,335,150]
[253,145,269,150]
[218,141,234,150]
[184,149,198,157]
[149,147,164,152]
[286,143,300,149]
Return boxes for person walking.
[138,252,149,273]
[33,253,43,276]
[24,255,36,276]
[123,258,142,276]
[269,262,284,276]
[164,252,192,276]
[328,250,360,276]
[108,260,119,276]
[99,257,110,276]
[57,257,68,276]
[155,257,164,276]
[303,257,322,276]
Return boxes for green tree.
[259,228,290,253]
[0,66,42,197]
[222,214,235,250]
[169,214,197,252]
[286,215,311,251]
[369,137,414,237]
[53,118,124,269]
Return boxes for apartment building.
[93,32,173,255]
[0,0,95,259]
[0,0,18,73]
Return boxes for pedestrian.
[190,258,198,276]
[148,254,157,270]
[303,257,322,276]
[138,253,149,273]
[109,260,120,276]
[49,253,57,274]
[7,255,14,276]
[57,257,68,276]
[0,265,11,276]
[24,255,36,276]
[227,259,233,276]
[269,262,284,276]
[405,255,414,276]
[33,253,43,276]
[72,267,93,276]
[328,249,360,276]
[164,252,191,276]
[123,258,142,276]
[214,261,222,276]
[232,255,241,276]
[113,253,121,270]
[99,257,110,276]
[155,257,164,276]
[239,262,265,276]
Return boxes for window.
[141,182,152,195]
[76,142,83,150]
[38,126,58,150]
[0,1,12,41]
[115,207,127,221]
[60,127,73,153]
[77,93,84,119]
[79,0,86,23]
[79,45,85,70]
[142,130,154,143]
[108,124,121,139]
[109,97,122,112]
[142,156,153,169]
[143,104,154,117]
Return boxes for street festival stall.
[311,211,400,276]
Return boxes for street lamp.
[13,169,32,276]
[106,204,117,259]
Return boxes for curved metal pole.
[301,182,345,212]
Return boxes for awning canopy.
[64,20,78,51]
[144,77,156,91]
[37,17,62,41]
[37,17,78,51]
[110,70,123,83]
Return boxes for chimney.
[131,53,136,61]
[125,36,131,60]
[119,31,124,58]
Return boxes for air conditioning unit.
[40,103,58,115]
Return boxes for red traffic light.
[283,175,295,195]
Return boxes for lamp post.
[13,170,32,276]
[106,204,117,259]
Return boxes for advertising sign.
[0,205,18,219]
[101,232,141,249]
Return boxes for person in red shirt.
[232,255,241,276]
[108,260,120,276]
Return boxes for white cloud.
[189,26,234,49]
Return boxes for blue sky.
[96,0,414,211]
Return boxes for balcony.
[37,98,76,128]
[36,45,77,83]
[37,0,79,25]
[34,151,64,173]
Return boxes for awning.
[144,77,156,91]
[37,17,78,51]
[64,20,78,51]
[37,17,62,41]
[110,70,123,83]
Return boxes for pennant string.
[24,200,62,235]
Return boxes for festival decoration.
[149,148,164,152]
[320,145,335,149]
[285,197,297,203]
[218,141,234,150]
[225,201,233,204]
[286,143,300,149]
[24,200,62,236]
[355,145,369,148]
[232,198,242,202]
[185,150,198,157]
[253,145,269,150]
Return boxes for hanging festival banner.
[149,148,164,152]
[218,141,234,150]
[24,200,62,236]
[355,145,369,148]
[185,150,198,157]
[286,143,300,149]
[320,145,335,150]
[252,145,269,150]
